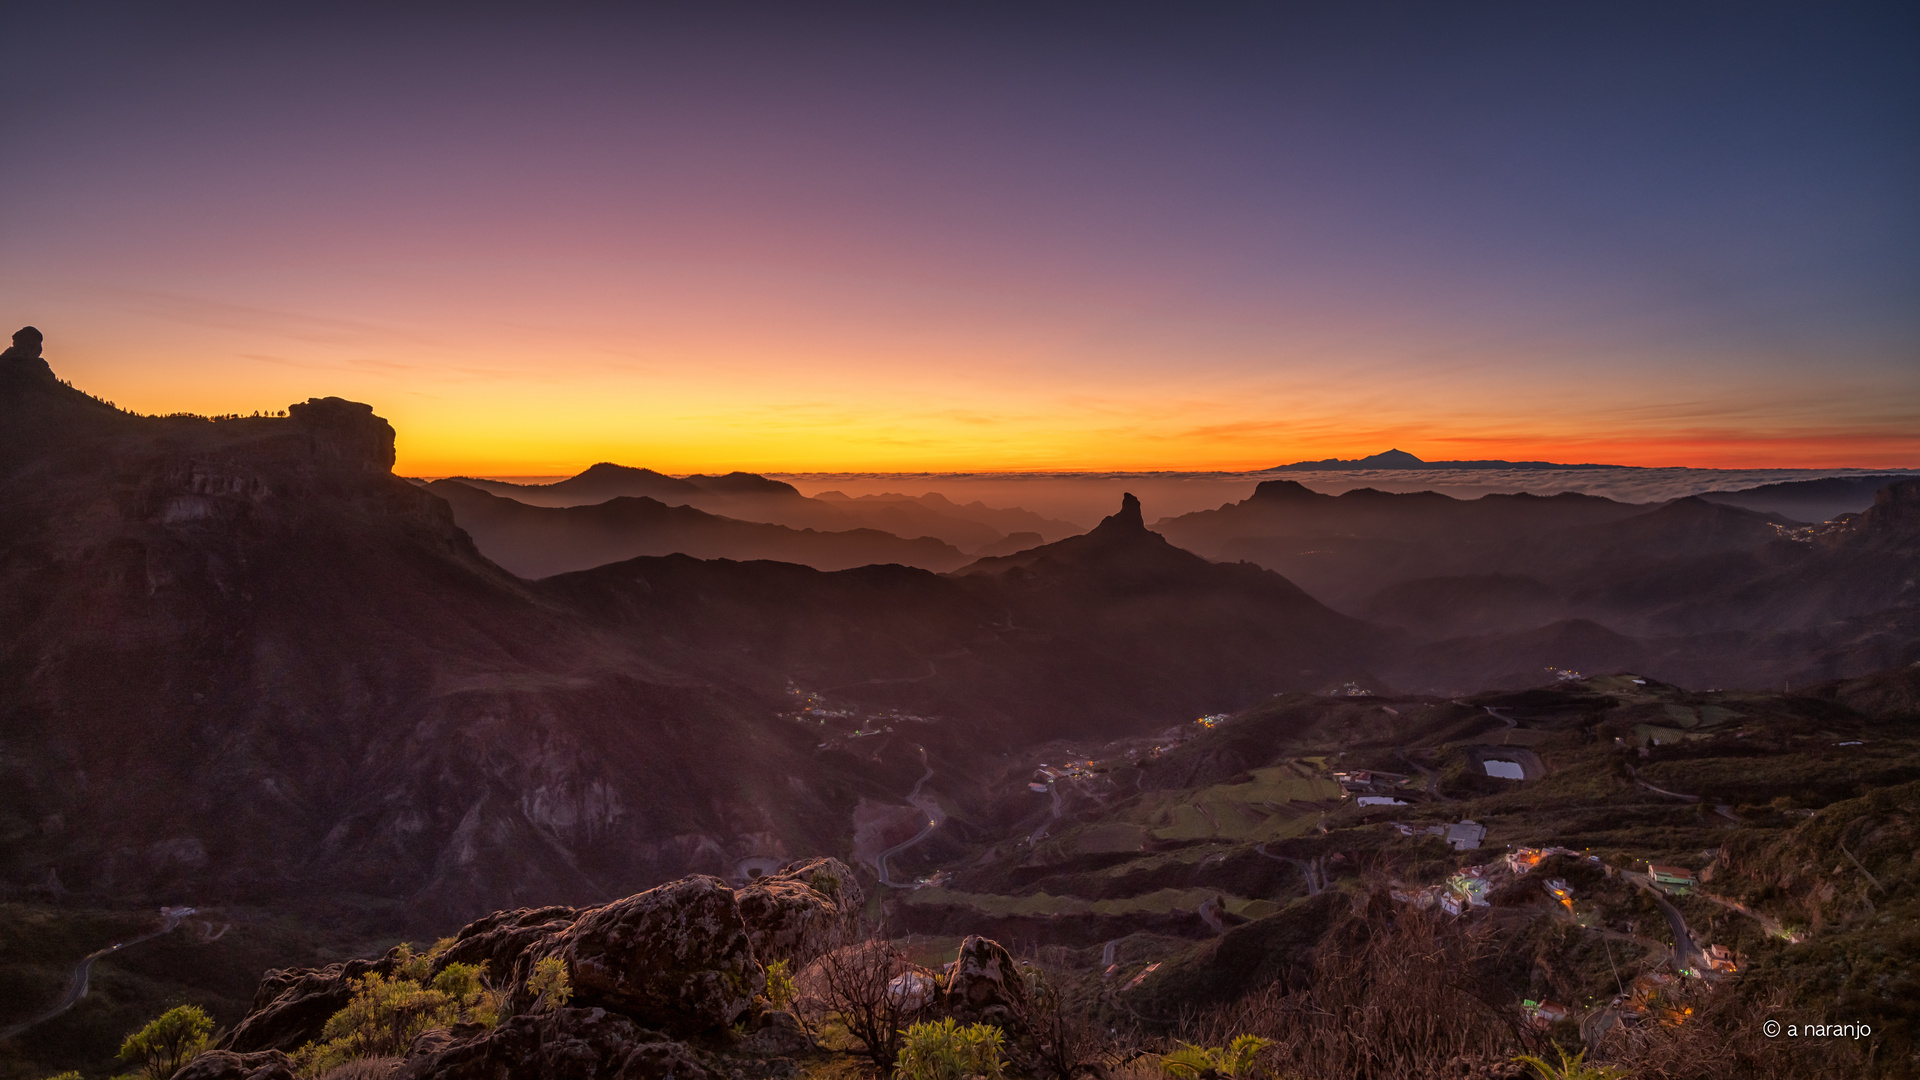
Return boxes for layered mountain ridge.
[0,358,1375,925]
[4,348,1916,932]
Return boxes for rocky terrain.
[0,354,1377,934]
[4,342,1918,1078]
[869,670,1917,1075]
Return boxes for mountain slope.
[1701,473,1918,523]
[426,479,972,575]
[539,494,1385,737]
[449,465,1066,550]
[0,355,1389,925]
[0,361,905,923]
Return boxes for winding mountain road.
[877,749,944,888]
[0,908,192,1043]
[1622,872,1700,971]
[1029,778,1066,842]
[1394,750,1446,800]
[1255,843,1325,895]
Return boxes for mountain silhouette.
[451,465,1074,550]
[1269,449,1618,470]
[1700,473,1919,523]
[427,478,973,575]
[0,346,1385,920]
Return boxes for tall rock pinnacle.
[1093,492,1145,535]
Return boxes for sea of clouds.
[772,466,1917,529]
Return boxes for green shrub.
[1159,1035,1269,1079]
[40,1072,85,1080]
[1513,1046,1627,1080]
[763,959,796,1010]
[894,1018,1006,1080]
[810,867,843,898]
[526,955,573,1013]
[119,1004,215,1080]
[293,963,499,1076]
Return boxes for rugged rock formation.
[0,326,51,376]
[438,904,581,985]
[194,862,915,1077]
[545,875,764,1033]
[733,857,864,969]
[938,935,1029,1030]
[172,1049,297,1080]
[226,954,401,1053]
[395,1008,715,1080]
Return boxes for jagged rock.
[0,326,54,380]
[438,904,579,984]
[540,875,763,1034]
[288,396,399,471]
[735,857,862,968]
[1104,492,1145,531]
[396,1007,711,1080]
[1,326,42,361]
[738,1009,814,1057]
[226,952,400,1052]
[938,935,1029,1030]
[173,1049,297,1080]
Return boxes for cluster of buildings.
[1028,760,1098,791]
[1388,818,1489,851]
[1390,845,1590,916]
[1127,717,1223,761]
[1333,767,1415,801]
[1377,845,1748,1034]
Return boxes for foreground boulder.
[538,875,763,1033]
[171,1049,296,1080]
[202,861,868,1076]
[225,953,400,1053]
[939,935,1029,1029]
[396,1007,713,1080]
[733,857,864,968]
[439,903,581,985]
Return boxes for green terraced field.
[1146,764,1341,841]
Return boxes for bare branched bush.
[1019,959,1140,1080]
[796,927,921,1069]
[1176,896,1526,1080]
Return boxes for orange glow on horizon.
[37,333,1919,477]
[19,280,1917,478]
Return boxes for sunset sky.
[4,3,1916,474]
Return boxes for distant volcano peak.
[1270,448,1617,471]
[1370,448,1425,466]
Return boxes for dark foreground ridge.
[174,858,1076,1080]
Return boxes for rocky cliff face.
[0,356,868,923]
[3,352,1387,925]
